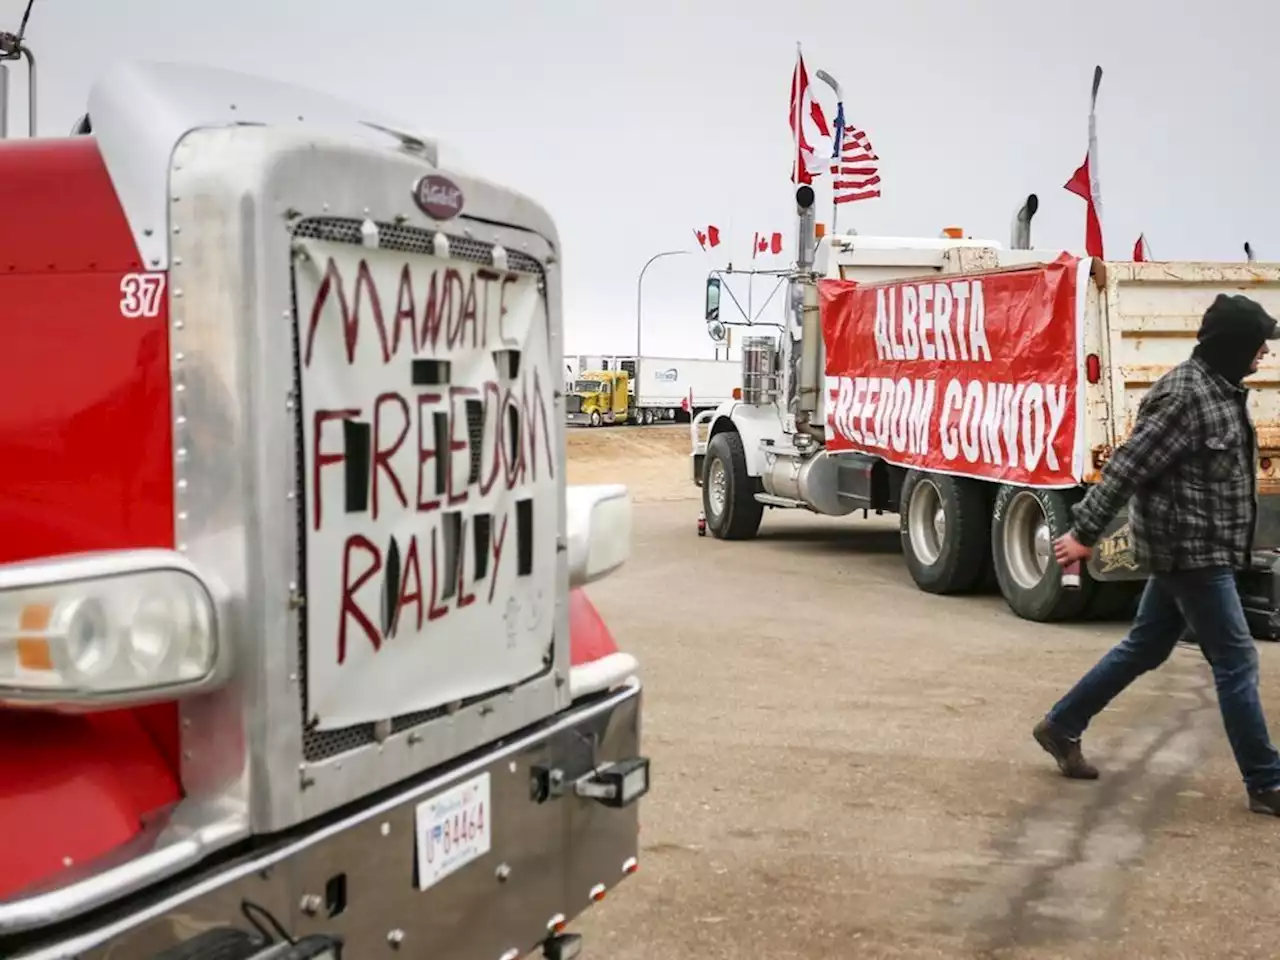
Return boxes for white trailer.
[692,186,1280,633]
[631,356,740,419]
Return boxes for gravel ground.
[567,425,1280,960]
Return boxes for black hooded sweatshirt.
[1192,294,1278,385]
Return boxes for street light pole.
[636,249,691,358]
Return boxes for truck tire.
[899,470,990,594]
[703,432,763,540]
[643,409,655,426]
[589,411,602,427]
[991,485,1094,622]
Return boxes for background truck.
[0,31,648,960]
[566,355,741,426]
[692,185,1280,633]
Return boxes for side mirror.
[565,484,632,588]
[704,276,722,323]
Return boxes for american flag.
[830,123,881,205]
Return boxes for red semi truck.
[0,33,647,960]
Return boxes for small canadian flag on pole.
[1133,234,1150,262]
[694,225,721,251]
[753,231,783,258]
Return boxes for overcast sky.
[4,0,1278,359]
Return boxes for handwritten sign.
[296,238,557,729]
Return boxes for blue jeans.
[1047,567,1280,793]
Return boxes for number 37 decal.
[119,272,168,318]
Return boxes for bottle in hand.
[1061,559,1082,590]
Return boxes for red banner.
[820,255,1085,487]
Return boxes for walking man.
[1036,293,1280,814]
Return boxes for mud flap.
[1083,513,1148,583]
[1086,513,1280,641]
[1238,553,1280,641]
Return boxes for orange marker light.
[17,604,53,671]
[732,387,742,400]
[815,222,826,239]
[942,226,964,239]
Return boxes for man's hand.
[1053,532,1093,567]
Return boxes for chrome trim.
[0,801,249,935]
[10,681,640,959]
[0,548,208,591]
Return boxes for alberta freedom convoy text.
[822,267,1079,484]
[302,255,554,669]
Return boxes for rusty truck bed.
[1091,260,1280,492]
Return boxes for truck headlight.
[0,550,226,708]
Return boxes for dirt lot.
[568,424,1280,960]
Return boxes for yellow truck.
[567,371,632,426]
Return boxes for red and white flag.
[1064,66,1105,259]
[753,231,783,258]
[1133,233,1150,262]
[831,123,881,205]
[694,225,722,251]
[789,44,831,185]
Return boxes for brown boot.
[1034,718,1099,780]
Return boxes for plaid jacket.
[1071,356,1257,571]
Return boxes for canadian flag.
[753,232,783,258]
[789,44,831,185]
[1064,66,1105,259]
[694,225,721,251]
[1133,234,1150,262]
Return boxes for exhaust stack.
[1010,193,1039,250]
[0,0,38,138]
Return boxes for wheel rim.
[1002,490,1052,590]
[591,412,600,426]
[906,478,946,566]
[707,459,728,517]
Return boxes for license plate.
[413,771,491,891]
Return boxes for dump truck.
[0,38,648,960]
[692,186,1280,632]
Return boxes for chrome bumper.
[6,682,646,960]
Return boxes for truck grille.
[289,216,547,763]
[565,394,582,414]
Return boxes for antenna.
[0,0,39,137]
[1245,241,1256,263]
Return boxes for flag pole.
[1087,65,1103,251]
[816,68,843,237]
[792,42,802,188]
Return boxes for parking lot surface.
[569,425,1280,960]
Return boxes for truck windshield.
[573,380,604,393]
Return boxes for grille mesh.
[289,216,547,762]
